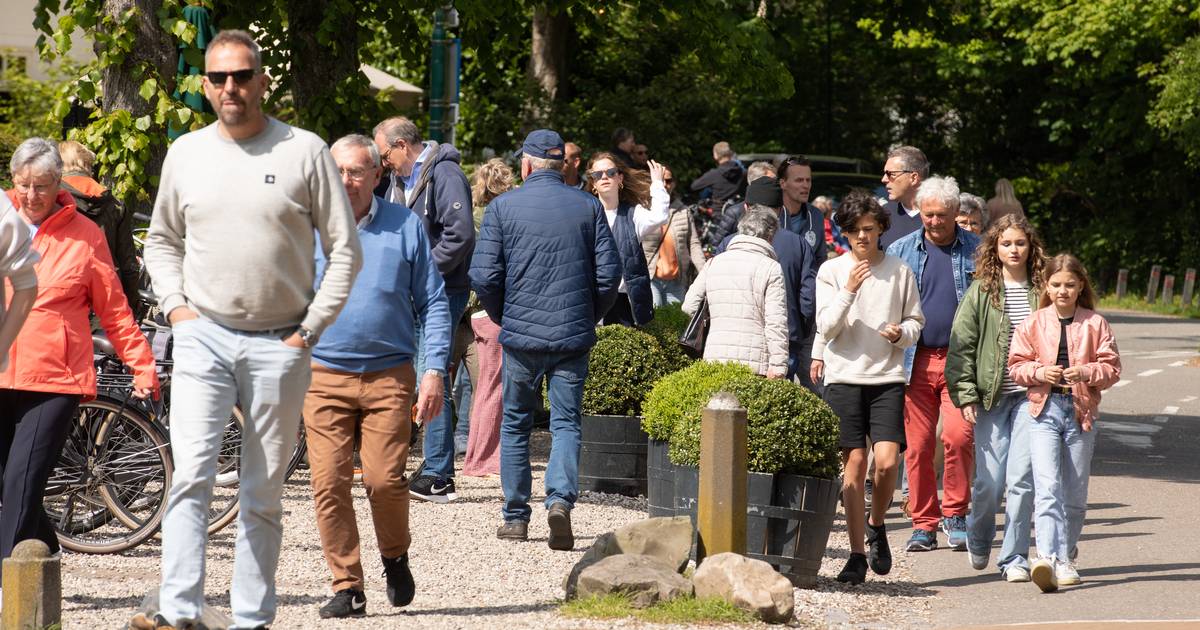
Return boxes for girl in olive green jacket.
[947,214,1046,583]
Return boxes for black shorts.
[823,382,906,452]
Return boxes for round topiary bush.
[643,360,841,478]
[640,303,694,372]
[582,325,673,416]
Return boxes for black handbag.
[678,299,709,359]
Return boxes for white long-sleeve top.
[603,181,670,292]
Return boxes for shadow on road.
[1101,311,1199,326]
[1064,562,1200,590]
[1093,412,1200,484]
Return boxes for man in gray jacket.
[136,30,361,630]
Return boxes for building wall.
[0,0,93,84]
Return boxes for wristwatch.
[423,369,446,379]
[296,327,318,348]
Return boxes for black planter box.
[578,414,648,497]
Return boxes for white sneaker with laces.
[1055,560,1081,586]
[1004,565,1030,583]
[1031,557,1058,592]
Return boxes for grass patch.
[1098,293,1200,319]
[561,593,757,625]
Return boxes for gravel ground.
[60,430,934,629]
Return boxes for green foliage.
[659,363,839,477]
[1149,34,1200,165]
[642,360,753,442]
[560,593,755,624]
[0,51,78,188]
[582,325,672,416]
[1098,293,1200,321]
[639,303,694,373]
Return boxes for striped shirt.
[1000,281,1033,394]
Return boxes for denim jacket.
[886,225,980,380]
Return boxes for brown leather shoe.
[496,520,528,541]
[128,612,177,630]
[547,503,574,551]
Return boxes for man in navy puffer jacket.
[470,129,622,550]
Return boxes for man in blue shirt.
[471,129,622,550]
[303,134,452,619]
[886,176,980,554]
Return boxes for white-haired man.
[887,176,980,554]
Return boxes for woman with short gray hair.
[682,204,788,377]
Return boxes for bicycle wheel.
[46,398,173,554]
[207,406,243,534]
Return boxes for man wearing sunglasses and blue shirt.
[137,30,362,630]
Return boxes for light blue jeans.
[499,347,589,522]
[650,277,685,307]
[1027,393,1096,562]
[966,392,1033,572]
[159,317,311,629]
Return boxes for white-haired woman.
[0,138,158,577]
[682,205,788,378]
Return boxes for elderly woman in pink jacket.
[682,204,787,378]
[1008,253,1120,594]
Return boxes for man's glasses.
[590,167,620,180]
[205,69,258,86]
[339,166,373,181]
[883,169,914,181]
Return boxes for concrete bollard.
[1146,265,1162,303]
[1115,269,1129,300]
[696,392,747,563]
[1182,268,1196,309]
[1,539,61,629]
[1162,275,1175,306]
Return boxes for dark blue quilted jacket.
[469,169,622,352]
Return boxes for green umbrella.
[168,4,216,140]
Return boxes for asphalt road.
[876,310,1200,628]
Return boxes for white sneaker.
[1004,565,1030,583]
[1031,558,1058,592]
[969,550,989,570]
[1055,560,1081,586]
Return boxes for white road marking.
[1138,369,1163,377]
[1169,360,1188,367]
[1152,416,1168,424]
[1149,455,1167,459]
[1164,406,1180,415]
[1181,396,1198,403]
[1114,380,1132,388]
[1120,350,1196,359]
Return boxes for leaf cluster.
[581,324,673,417]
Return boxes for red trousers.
[903,346,974,532]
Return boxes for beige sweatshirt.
[815,252,924,385]
[145,118,362,334]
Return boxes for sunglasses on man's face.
[206,69,258,86]
[590,167,620,180]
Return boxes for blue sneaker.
[942,515,968,550]
[905,528,938,552]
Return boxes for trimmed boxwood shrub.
[581,325,673,416]
[640,303,694,372]
[643,360,840,479]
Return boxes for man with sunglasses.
[879,145,929,249]
[138,29,362,630]
[371,116,474,505]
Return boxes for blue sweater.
[312,197,451,373]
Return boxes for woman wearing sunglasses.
[587,153,669,326]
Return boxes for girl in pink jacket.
[1008,254,1121,593]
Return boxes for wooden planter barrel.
[646,438,675,517]
[578,414,648,497]
[667,464,840,588]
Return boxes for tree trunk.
[97,0,176,215]
[524,4,568,130]
[286,0,362,140]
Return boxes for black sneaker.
[547,503,574,551]
[382,553,416,607]
[409,475,457,503]
[836,552,869,585]
[866,521,892,575]
[319,588,367,619]
[497,520,528,541]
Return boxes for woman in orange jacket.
[1,138,159,575]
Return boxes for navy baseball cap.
[520,129,565,159]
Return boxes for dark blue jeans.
[417,290,470,480]
[499,347,590,523]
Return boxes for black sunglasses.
[589,167,620,180]
[206,69,258,86]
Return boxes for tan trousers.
[304,362,415,592]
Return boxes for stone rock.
[138,591,233,630]
[563,515,693,597]
[693,552,795,624]
[575,554,693,609]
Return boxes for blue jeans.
[651,277,685,307]
[1027,393,1096,562]
[499,347,589,522]
[416,290,469,479]
[966,392,1033,572]
[453,364,472,447]
[159,318,311,628]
